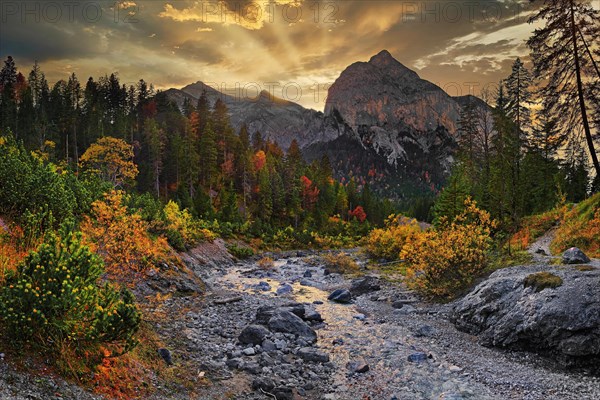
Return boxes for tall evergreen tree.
[528,0,600,178]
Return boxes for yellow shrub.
[163,201,216,247]
[257,256,274,270]
[366,215,421,260]
[401,198,495,300]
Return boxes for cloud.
[0,0,540,110]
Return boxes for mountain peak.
[368,50,411,72]
[370,49,394,62]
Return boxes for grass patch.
[550,193,600,258]
[487,250,533,273]
[573,265,595,272]
[523,271,563,292]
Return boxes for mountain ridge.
[165,50,491,198]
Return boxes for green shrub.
[523,272,563,292]
[227,243,254,259]
[0,225,140,363]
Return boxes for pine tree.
[504,58,532,134]
[528,0,600,177]
[199,121,218,188]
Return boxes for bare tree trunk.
[570,0,600,176]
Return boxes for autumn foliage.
[348,205,367,223]
[401,198,496,299]
[81,190,168,283]
[550,193,600,258]
[366,214,421,260]
[79,137,138,188]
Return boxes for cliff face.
[323,50,461,170]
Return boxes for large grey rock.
[268,311,317,342]
[562,247,591,264]
[328,289,352,303]
[349,276,381,296]
[239,324,270,345]
[451,265,600,367]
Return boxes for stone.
[243,347,256,356]
[255,281,271,291]
[353,313,366,321]
[451,265,600,368]
[239,324,270,345]
[394,305,416,315]
[328,289,352,303]
[157,348,173,365]
[303,270,313,278]
[243,361,262,374]
[226,358,243,369]
[349,276,381,296]
[414,325,436,338]
[277,284,293,295]
[262,339,277,352]
[407,352,428,363]
[304,309,323,322]
[347,359,369,373]
[562,247,591,264]
[268,311,317,342]
[297,347,330,363]
[252,377,275,392]
[449,365,463,372]
[272,387,294,400]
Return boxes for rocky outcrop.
[451,265,600,369]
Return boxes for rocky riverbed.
[2,243,599,400]
[150,246,600,400]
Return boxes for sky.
[1,0,593,111]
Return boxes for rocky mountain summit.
[167,50,490,197]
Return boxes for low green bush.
[226,243,254,259]
[0,225,140,369]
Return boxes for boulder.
[328,289,352,303]
[276,283,293,295]
[562,247,591,264]
[239,324,270,345]
[349,276,381,296]
[451,265,600,368]
[268,310,317,342]
[157,348,173,365]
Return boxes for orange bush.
[401,198,496,299]
[81,190,168,283]
[0,223,36,284]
